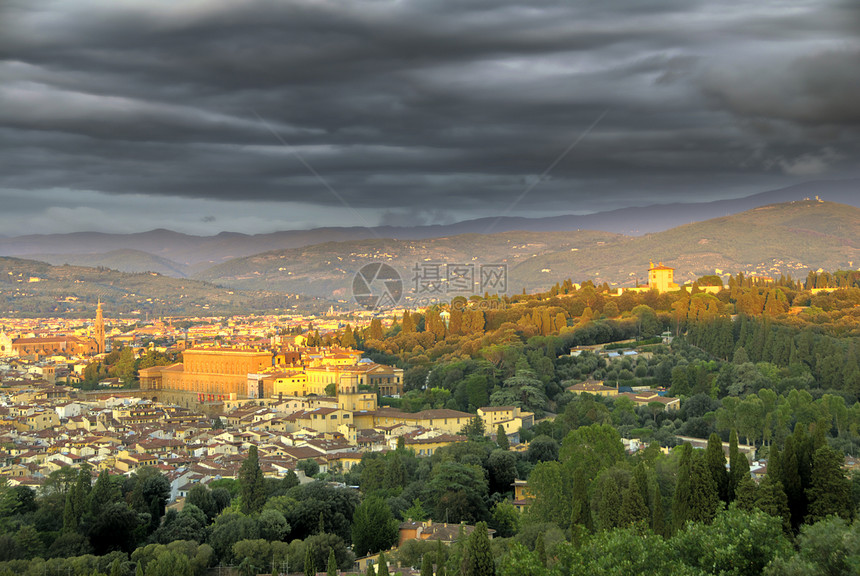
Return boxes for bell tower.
[94,300,106,354]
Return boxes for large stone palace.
[139,345,404,407]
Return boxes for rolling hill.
[2,199,856,317]
[512,199,859,289]
[0,257,326,318]
[192,230,623,301]
[24,249,191,278]
[193,200,860,300]
[0,179,856,273]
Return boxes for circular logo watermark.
[353,263,403,310]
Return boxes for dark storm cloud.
[0,0,858,233]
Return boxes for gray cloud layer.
[0,0,858,234]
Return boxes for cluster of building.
[565,379,681,411]
[0,304,536,500]
[0,371,535,501]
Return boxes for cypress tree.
[727,430,741,500]
[731,450,751,501]
[793,424,814,490]
[327,549,338,576]
[457,525,470,576]
[768,445,782,482]
[496,425,509,451]
[780,436,805,531]
[401,312,414,334]
[384,456,406,490]
[369,318,384,341]
[421,554,433,576]
[706,433,729,502]
[465,522,494,576]
[755,475,791,533]
[341,324,356,348]
[651,482,666,537]
[377,552,389,576]
[435,538,446,576]
[89,470,114,517]
[365,564,374,576]
[534,532,546,567]
[305,546,315,576]
[672,443,693,532]
[632,463,650,512]
[239,445,266,514]
[594,473,622,531]
[688,451,720,524]
[62,490,77,533]
[73,466,91,520]
[806,445,852,523]
[734,473,757,512]
[618,475,649,527]
[570,466,593,532]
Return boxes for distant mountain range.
[190,199,860,301]
[0,178,856,277]
[0,257,327,318]
[0,181,857,316]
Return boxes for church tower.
[94,300,106,354]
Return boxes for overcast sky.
[1,0,858,236]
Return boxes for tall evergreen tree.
[672,443,693,532]
[632,463,650,512]
[618,475,649,527]
[73,465,92,519]
[706,433,729,502]
[734,473,758,512]
[688,452,720,524]
[421,553,433,576]
[377,552,389,576]
[594,473,622,531]
[806,445,853,523]
[731,451,751,502]
[327,549,338,576]
[755,475,791,533]
[780,436,805,531]
[727,430,741,500]
[496,425,509,451]
[401,312,414,334]
[62,490,77,533]
[651,482,666,537]
[369,318,384,341]
[534,533,546,568]
[435,539,446,576]
[570,466,593,532]
[465,522,494,576]
[89,470,116,517]
[352,495,399,557]
[239,445,266,514]
[305,546,316,576]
